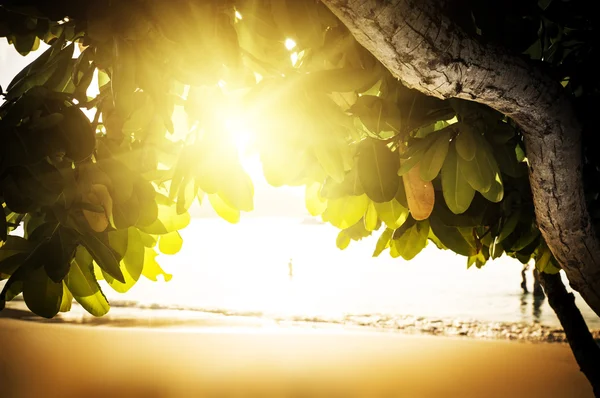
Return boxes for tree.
[0,0,599,391]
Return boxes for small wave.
[4,299,598,344]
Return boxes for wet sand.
[0,317,593,398]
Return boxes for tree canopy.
[0,0,597,324]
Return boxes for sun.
[224,115,264,180]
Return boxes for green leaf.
[59,106,97,162]
[0,236,33,262]
[43,228,75,284]
[357,139,399,203]
[458,143,493,193]
[395,181,408,208]
[44,43,76,92]
[441,144,476,214]
[320,168,364,199]
[23,266,63,319]
[176,177,197,215]
[542,259,561,275]
[373,228,393,257]
[5,35,67,100]
[364,201,378,231]
[113,194,141,229]
[336,231,351,250]
[65,246,110,317]
[455,125,477,161]
[111,38,137,119]
[322,194,369,229]
[97,159,135,203]
[373,199,408,229]
[498,209,522,243]
[314,145,345,183]
[429,215,477,256]
[431,193,485,227]
[0,211,6,243]
[397,150,424,176]
[0,237,51,308]
[107,228,128,259]
[419,130,451,181]
[102,226,144,294]
[284,0,326,48]
[0,253,28,278]
[391,220,429,260]
[141,203,191,233]
[510,223,540,252]
[490,237,504,259]
[123,227,145,280]
[494,144,526,178]
[535,246,554,273]
[80,234,125,283]
[481,178,504,203]
[467,249,488,269]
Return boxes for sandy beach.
[0,315,593,398]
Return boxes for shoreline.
[3,301,599,344]
[0,316,593,398]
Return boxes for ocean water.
[79,217,599,341]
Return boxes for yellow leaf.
[402,164,434,220]
[218,168,254,212]
[59,282,72,312]
[142,248,172,282]
[158,231,183,255]
[364,201,378,231]
[322,194,369,229]
[336,231,351,250]
[305,182,327,216]
[93,262,104,280]
[158,203,191,232]
[82,184,114,232]
[208,194,240,224]
[314,145,345,183]
[373,200,408,229]
[102,262,138,293]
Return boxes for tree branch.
[321,0,600,317]
[539,272,600,395]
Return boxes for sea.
[4,217,599,343]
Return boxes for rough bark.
[539,272,600,395]
[321,0,600,317]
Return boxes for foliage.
[1,0,594,318]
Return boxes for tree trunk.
[533,269,545,299]
[321,0,600,317]
[521,264,529,294]
[539,272,600,395]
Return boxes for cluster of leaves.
[0,0,569,318]
[454,0,600,234]
[0,3,189,318]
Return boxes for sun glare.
[290,52,299,66]
[224,116,252,153]
[224,115,264,179]
[284,38,296,50]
